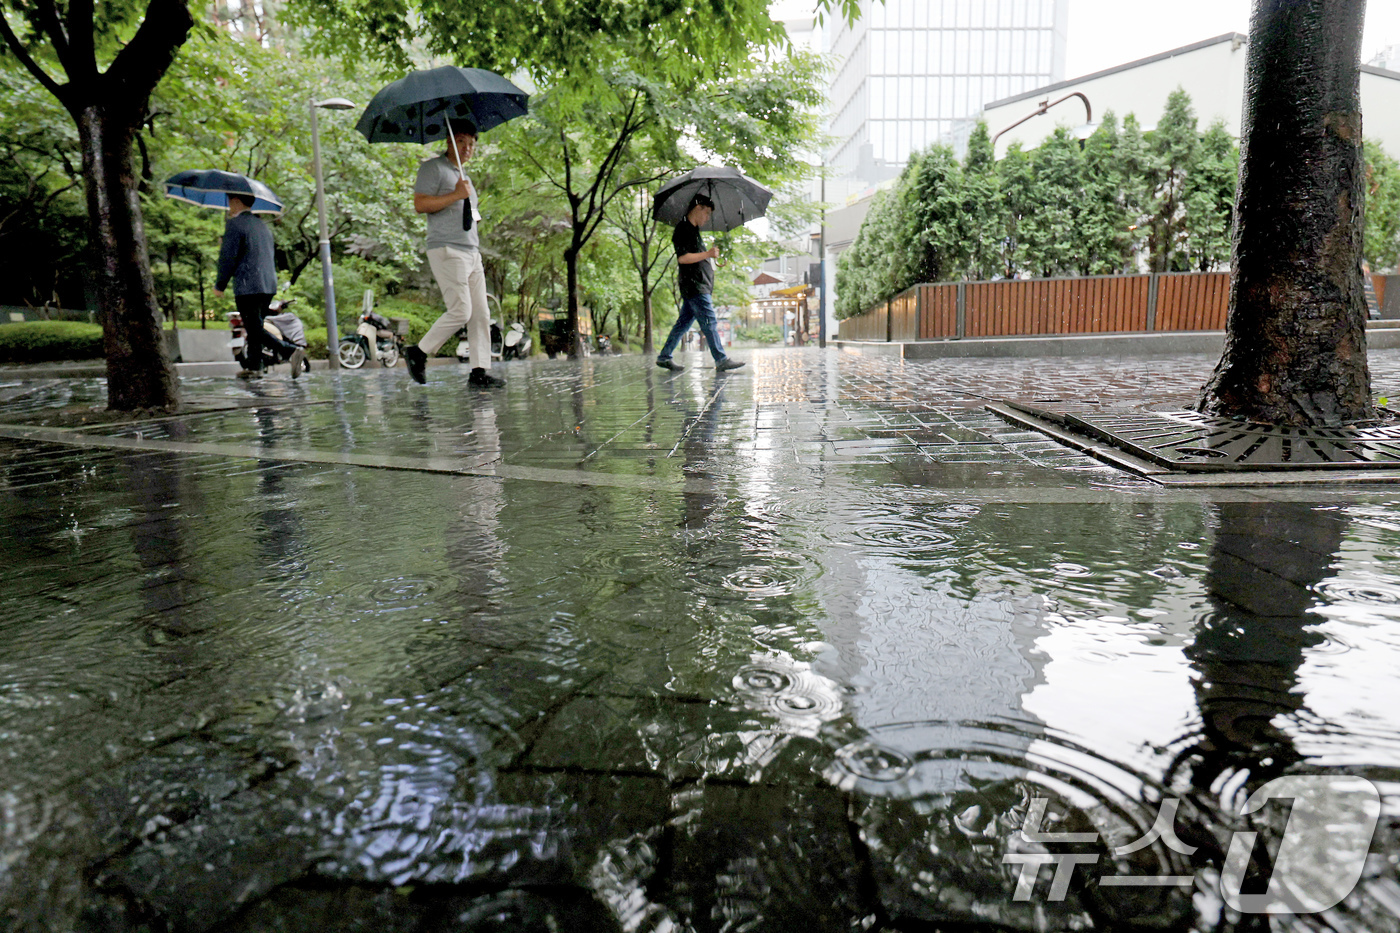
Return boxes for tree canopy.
[283,0,859,81]
[0,0,832,369]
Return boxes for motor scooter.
[454,294,506,363]
[502,322,532,360]
[456,318,503,363]
[339,310,405,369]
[227,298,311,374]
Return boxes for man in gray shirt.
[214,193,278,378]
[404,123,504,387]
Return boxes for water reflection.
[9,355,1400,931]
[444,395,508,642]
[122,451,207,646]
[252,407,309,575]
[675,374,726,529]
[1171,501,1340,801]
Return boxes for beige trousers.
[422,246,491,369]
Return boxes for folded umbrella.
[163,169,284,214]
[652,166,772,232]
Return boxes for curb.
[837,323,1400,360]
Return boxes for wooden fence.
[836,271,1398,340]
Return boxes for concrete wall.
[165,328,234,363]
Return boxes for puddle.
[2,353,1400,930]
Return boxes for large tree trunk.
[77,103,180,411]
[1199,0,1371,425]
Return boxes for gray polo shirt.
[415,155,479,252]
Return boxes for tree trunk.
[565,243,582,359]
[643,289,654,355]
[77,103,180,411]
[1199,0,1371,425]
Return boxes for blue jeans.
[658,293,727,364]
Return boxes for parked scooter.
[456,318,503,363]
[454,294,507,363]
[502,321,532,360]
[339,309,405,369]
[227,298,311,375]
[595,333,615,355]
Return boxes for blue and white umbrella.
[163,169,284,214]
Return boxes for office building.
[826,0,1068,183]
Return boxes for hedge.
[0,321,105,362]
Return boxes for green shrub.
[165,319,230,329]
[736,324,782,344]
[303,327,329,360]
[0,321,105,362]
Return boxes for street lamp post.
[991,93,1093,149]
[818,166,827,349]
[310,97,356,369]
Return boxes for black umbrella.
[652,166,772,232]
[164,169,284,214]
[355,66,529,147]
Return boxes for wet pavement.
[3,348,1400,932]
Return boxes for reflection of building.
[982,33,1400,158]
[827,0,1067,185]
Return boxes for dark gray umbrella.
[164,169,284,214]
[652,166,772,232]
[355,66,529,146]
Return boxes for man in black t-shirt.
[656,194,744,373]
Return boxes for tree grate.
[1000,402,1400,472]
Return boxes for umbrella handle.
[446,116,466,181]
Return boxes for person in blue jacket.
[214,193,277,378]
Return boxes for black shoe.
[469,367,506,388]
[716,357,745,372]
[656,358,684,372]
[236,368,262,380]
[405,345,427,384]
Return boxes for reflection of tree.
[252,408,308,571]
[123,451,206,647]
[1170,501,1340,795]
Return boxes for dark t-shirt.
[673,221,714,298]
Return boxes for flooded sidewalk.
[3,348,1400,932]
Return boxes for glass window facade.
[827,0,1067,180]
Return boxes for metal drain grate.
[1004,404,1400,472]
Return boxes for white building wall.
[981,34,1400,159]
[1361,68,1400,153]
